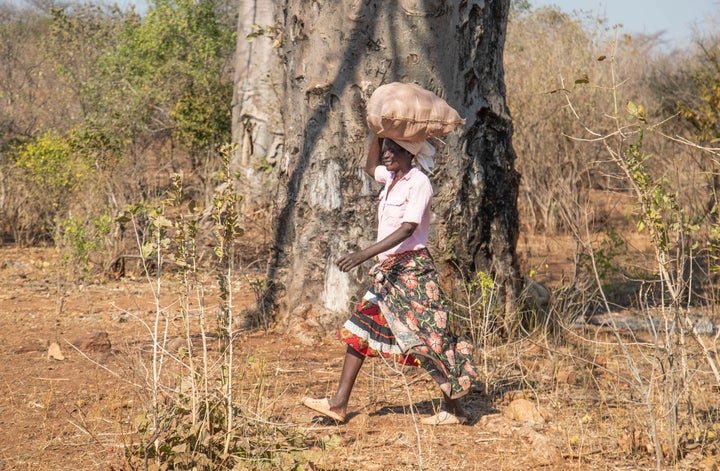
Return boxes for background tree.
[240,0,521,332]
[102,0,236,193]
[505,6,596,234]
[0,0,236,272]
[231,1,283,215]
[674,35,720,226]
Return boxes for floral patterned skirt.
[339,248,478,399]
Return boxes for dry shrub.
[506,6,600,234]
[506,6,718,242]
[118,152,313,470]
[504,8,720,468]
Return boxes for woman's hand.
[365,134,383,177]
[336,222,417,273]
[336,251,369,272]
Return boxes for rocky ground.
[1,246,718,470]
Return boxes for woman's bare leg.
[442,392,466,417]
[327,346,365,417]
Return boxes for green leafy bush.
[15,130,94,199]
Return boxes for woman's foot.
[421,410,467,425]
[301,397,346,422]
[421,396,467,425]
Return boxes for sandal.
[301,397,346,423]
[421,410,467,425]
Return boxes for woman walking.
[302,134,477,425]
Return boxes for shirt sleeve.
[374,165,390,184]
[402,176,433,225]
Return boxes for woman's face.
[381,139,413,171]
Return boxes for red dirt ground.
[1,245,718,470]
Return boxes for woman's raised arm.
[365,134,383,178]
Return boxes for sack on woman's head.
[366,82,465,141]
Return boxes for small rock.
[694,317,715,335]
[504,398,544,425]
[699,455,719,471]
[555,368,577,385]
[518,427,564,467]
[287,322,322,346]
[74,331,111,352]
[478,413,514,436]
[47,342,65,361]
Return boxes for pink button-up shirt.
[374,165,433,261]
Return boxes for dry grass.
[2,214,719,471]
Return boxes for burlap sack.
[366,82,465,141]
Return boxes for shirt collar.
[390,165,421,182]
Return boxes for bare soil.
[1,246,718,470]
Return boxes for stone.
[74,331,111,353]
[699,455,719,471]
[47,342,65,361]
[503,398,544,425]
[478,413,514,436]
[517,427,564,467]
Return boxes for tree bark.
[438,0,523,331]
[231,0,284,214]
[257,0,521,332]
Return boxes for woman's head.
[388,138,436,172]
[381,139,414,172]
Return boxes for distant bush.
[0,0,236,276]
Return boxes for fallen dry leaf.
[47,341,65,361]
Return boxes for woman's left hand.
[336,223,417,273]
[336,251,369,272]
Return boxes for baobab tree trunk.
[231,1,283,214]
[439,0,523,332]
[251,0,521,332]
